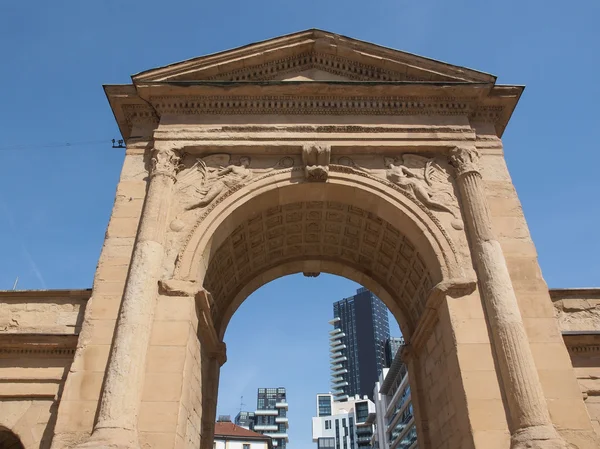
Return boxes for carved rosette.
[150,149,182,180]
[449,146,481,177]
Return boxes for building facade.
[330,288,391,401]
[372,347,417,449]
[252,388,289,449]
[234,411,256,430]
[384,337,405,368]
[312,394,376,449]
[214,422,273,449]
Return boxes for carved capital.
[302,143,331,182]
[150,149,182,180]
[449,146,480,177]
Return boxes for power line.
[0,139,122,152]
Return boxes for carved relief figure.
[384,155,453,212]
[183,155,253,211]
[178,154,294,211]
[345,154,463,229]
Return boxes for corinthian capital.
[449,146,481,177]
[150,149,182,180]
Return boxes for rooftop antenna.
[239,395,246,414]
[12,277,18,291]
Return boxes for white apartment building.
[371,349,417,449]
[214,422,273,449]
[312,394,376,449]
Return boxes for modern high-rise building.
[330,288,391,401]
[251,388,289,449]
[384,337,405,368]
[372,343,417,449]
[235,411,256,430]
[312,393,376,449]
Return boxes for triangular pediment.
[133,29,496,84]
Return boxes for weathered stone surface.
[1,30,598,449]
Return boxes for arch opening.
[179,177,466,449]
[0,428,24,449]
[203,200,435,340]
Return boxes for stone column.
[449,147,568,449]
[80,148,180,449]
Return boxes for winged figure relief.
[177,154,294,211]
[341,154,463,229]
[384,154,462,227]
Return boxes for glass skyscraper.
[330,288,391,401]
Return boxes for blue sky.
[0,1,598,448]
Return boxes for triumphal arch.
[2,30,600,449]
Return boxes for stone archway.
[182,177,469,449]
[50,29,600,449]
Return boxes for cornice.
[106,76,521,142]
[0,288,91,300]
[0,334,79,357]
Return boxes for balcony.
[254,425,278,431]
[331,366,347,374]
[329,332,345,341]
[331,379,348,387]
[275,402,288,409]
[275,417,289,423]
[330,344,347,352]
[264,433,289,441]
[328,317,340,325]
[330,355,347,363]
[329,328,342,336]
[255,410,279,416]
[333,393,349,401]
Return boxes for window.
[243,445,250,449]
[325,420,331,430]
[318,437,336,449]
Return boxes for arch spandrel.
[171,166,469,336]
[173,167,464,279]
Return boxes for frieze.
[0,347,76,356]
[150,95,473,117]
[568,345,600,354]
[470,105,505,123]
[122,104,159,126]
